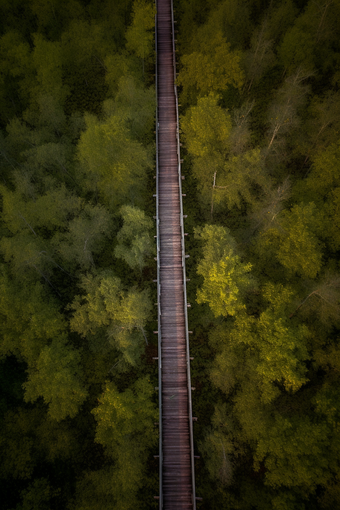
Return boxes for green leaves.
[69,271,152,364]
[114,205,154,272]
[23,335,88,421]
[77,112,151,208]
[255,414,330,489]
[86,376,157,509]
[195,225,253,317]
[92,376,157,454]
[54,204,111,269]
[125,0,155,61]
[182,93,231,158]
[177,31,244,101]
[0,268,66,364]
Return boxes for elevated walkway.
[155,0,196,508]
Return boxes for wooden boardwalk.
[155,0,196,508]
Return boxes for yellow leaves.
[195,225,253,317]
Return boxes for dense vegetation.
[1,0,340,509]
[175,0,340,508]
[0,1,158,509]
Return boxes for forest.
[0,0,340,509]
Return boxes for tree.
[289,273,340,325]
[114,204,154,272]
[77,112,151,209]
[0,266,66,365]
[211,148,268,214]
[86,376,158,508]
[31,33,70,105]
[279,0,339,73]
[0,407,42,480]
[195,225,253,317]
[255,203,324,280]
[249,178,291,236]
[125,0,156,76]
[0,29,33,110]
[181,93,232,209]
[69,271,152,364]
[177,31,244,102]
[92,376,157,456]
[199,404,234,486]
[254,413,331,490]
[15,477,56,510]
[304,141,340,250]
[211,283,310,403]
[228,100,254,155]
[53,204,111,269]
[266,68,311,153]
[107,75,155,141]
[1,183,81,235]
[23,335,88,421]
[298,91,340,164]
[243,20,275,92]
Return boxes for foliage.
[1,0,340,508]
[125,0,155,63]
[23,335,88,421]
[114,204,155,272]
[77,111,151,209]
[69,271,152,365]
[195,225,253,317]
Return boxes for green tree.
[23,335,88,421]
[177,31,244,102]
[278,0,340,73]
[0,408,42,480]
[53,204,111,269]
[31,33,70,105]
[92,376,157,455]
[297,91,340,164]
[125,0,155,75]
[0,183,81,236]
[195,225,253,317]
[199,404,234,486]
[15,477,56,510]
[254,414,331,490]
[211,148,268,214]
[88,376,158,509]
[181,93,232,209]
[106,75,155,141]
[290,273,340,325]
[77,112,151,208]
[114,204,154,272]
[249,178,291,236]
[211,283,310,403]
[69,271,152,364]
[0,268,66,365]
[256,203,324,279]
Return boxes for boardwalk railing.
[155,0,196,507]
